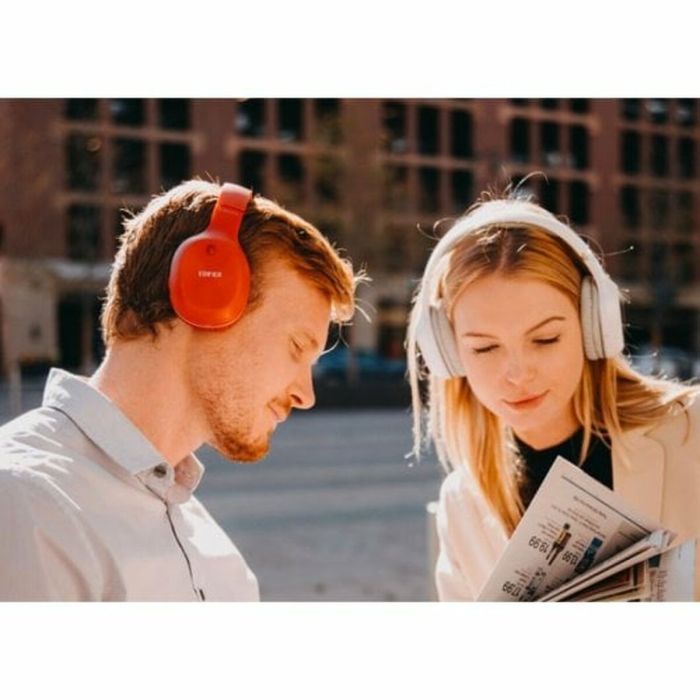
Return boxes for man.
[0,179,360,601]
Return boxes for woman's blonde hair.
[407,196,699,535]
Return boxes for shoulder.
[646,392,700,450]
[437,468,498,532]
[0,407,85,475]
[0,407,87,513]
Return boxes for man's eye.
[472,345,498,355]
[534,336,560,346]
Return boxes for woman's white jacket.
[435,397,700,601]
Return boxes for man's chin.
[209,436,270,463]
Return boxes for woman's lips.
[503,391,549,410]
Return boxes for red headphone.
[168,183,253,329]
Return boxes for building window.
[112,138,146,194]
[650,242,668,279]
[619,185,641,229]
[450,170,473,213]
[647,98,669,124]
[620,240,642,280]
[277,154,305,206]
[314,155,341,204]
[66,133,101,191]
[678,137,695,179]
[540,99,559,110]
[278,99,304,142]
[114,209,125,249]
[65,99,98,121]
[236,100,266,138]
[621,130,641,174]
[158,99,190,130]
[110,99,145,126]
[510,118,530,164]
[384,166,409,211]
[418,106,440,155]
[383,101,407,154]
[540,121,561,166]
[314,99,341,145]
[570,99,589,114]
[651,135,669,177]
[450,111,472,158]
[673,243,695,284]
[239,150,267,194]
[569,181,589,225]
[418,167,440,213]
[540,177,560,213]
[649,189,670,231]
[621,99,641,121]
[67,205,101,261]
[676,99,696,127]
[159,143,191,190]
[382,227,410,272]
[676,191,694,234]
[569,125,589,170]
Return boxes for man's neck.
[89,335,208,467]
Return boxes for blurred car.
[628,344,698,381]
[313,346,407,380]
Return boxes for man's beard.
[199,387,271,463]
[209,424,271,463]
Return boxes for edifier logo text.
[198,270,223,278]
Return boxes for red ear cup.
[168,183,253,329]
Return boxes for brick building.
[0,98,698,375]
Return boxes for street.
[195,409,443,601]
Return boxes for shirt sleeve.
[434,471,477,602]
[0,469,103,601]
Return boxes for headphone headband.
[421,200,614,304]
[413,198,625,378]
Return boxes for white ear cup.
[430,302,464,377]
[581,277,603,359]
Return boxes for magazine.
[476,456,696,602]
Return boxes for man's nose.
[290,368,316,410]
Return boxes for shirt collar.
[42,368,204,503]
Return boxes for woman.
[407,194,700,601]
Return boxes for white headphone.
[413,199,625,379]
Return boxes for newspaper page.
[539,529,671,601]
[648,539,696,601]
[477,456,671,601]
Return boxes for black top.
[515,428,613,510]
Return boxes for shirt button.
[153,464,168,478]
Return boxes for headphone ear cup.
[169,233,251,329]
[414,298,465,378]
[580,277,604,359]
[430,301,466,377]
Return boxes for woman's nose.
[503,353,536,386]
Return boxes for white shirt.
[0,368,259,601]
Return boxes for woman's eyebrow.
[461,315,566,338]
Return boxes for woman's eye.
[534,336,560,346]
[472,345,498,355]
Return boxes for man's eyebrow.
[461,315,566,339]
